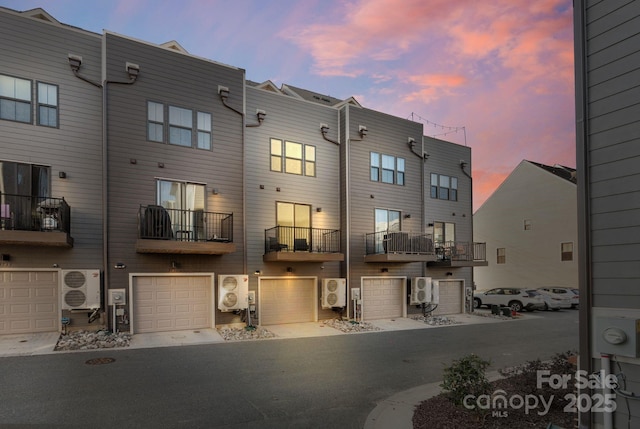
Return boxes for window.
[149,102,212,150]
[431,173,458,201]
[524,219,532,230]
[169,106,192,147]
[497,248,506,264]
[270,139,316,176]
[433,221,455,246]
[370,152,405,185]
[276,202,311,249]
[0,74,31,123]
[197,112,211,150]
[147,101,164,142]
[375,208,401,253]
[0,161,50,229]
[37,82,58,127]
[561,242,573,261]
[156,180,206,239]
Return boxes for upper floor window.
[197,112,212,150]
[433,221,455,245]
[497,247,506,264]
[0,75,32,123]
[37,82,58,128]
[430,173,458,201]
[270,138,316,177]
[561,242,573,261]
[371,152,404,185]
[147,101,164,142]
[148,101,212,150]
[169,106,192,147]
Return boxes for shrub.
[440,353,492,407]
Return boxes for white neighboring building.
[473,160,577,291]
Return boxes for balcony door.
[375,208,400,253]
[276,202,311,250]
[156,180,205,238]
[0,161,50,229]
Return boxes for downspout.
[219,84,248,274]
[574,2,593,428]
[70,40,138,323]
[460,160,473,312]
[408,137,426,276]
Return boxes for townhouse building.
[0,6,486,337]
[473,160,578,291]
[575,1,640,427]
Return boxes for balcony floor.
[0,230,73,247]
[136,239,235,255]
[263,252,345,262]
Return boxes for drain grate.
[85,357,116,365]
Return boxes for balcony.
[0,194,73,247]
[263,226,344,262]
[364,231,436,263]
[135,205,235,255]
[427,241,489,267]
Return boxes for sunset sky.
[2,0,575,210]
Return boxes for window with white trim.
[147,102,212,150]
[147,101,164,142]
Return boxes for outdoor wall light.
[158,162,164,168]
[1,254,10,262]
[359,125,368,138]
[381,268,389,273]
[114,262,126,269]
[171,261,179,270]
[58,171,67,179]
[254,270,261,275]
[130,159,137,164]
[286,267,293,273]
[52,263,59,268]
[404,213,411,219]
[446,272,453,276]
[316,207,322,212]
[212,188,219,195]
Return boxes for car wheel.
[473,298,481,309]
[509,301,523,312]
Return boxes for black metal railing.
[138,205,233,242]
[434,241,487,262]
[264,226,341,253]
[365,231,435,255]
[0,193,70,233]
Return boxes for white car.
[527,289,572,311]
[537,287,579,308]
[473,288,546,312]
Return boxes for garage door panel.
[362,278,404,320]
[433,280,463,315]
[133,275,212,333]
[260,279,316,325]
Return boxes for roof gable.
[160,40,189,54]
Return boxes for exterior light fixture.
[114,262,126,269]
[381,268,389,273]
[212,188,219,195]
[286,267,293,273]
[58,171,67,179]
[316,207,322,212]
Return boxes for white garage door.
[133,275,212,333]
[433,280,463,315]
[0,270,58,335]
[362,277,405,320]
[260,278,316,325]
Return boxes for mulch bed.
[413,372,577,429]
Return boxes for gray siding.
[0,9,103,269]
[577,0,640,426]
[245,86,342,320]
[583,0,640,307]
[104,33,246,323]
[343,105,428,296]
